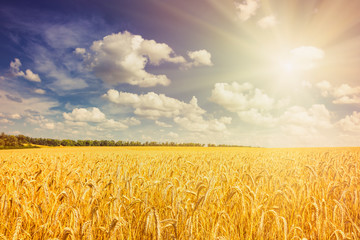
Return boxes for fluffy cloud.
[210,82,286,126]
[280,105,332,135]
[103,89,231,132]
[187,50,213,67]
[103,89,205,119]
[76,32,181,87]
[10,58,41,82]
[101,119,128,130]
[338,111,360,132]
[63,107,106,122]
[62,107,140,132]
[289,46,324,70]
[257,15,277,28]
[235,0,259,21]
[210,82,276,112]
[76,31,212,87]
[316,81,360,104]
[237,109,277,126]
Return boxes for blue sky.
[1,0,360,147]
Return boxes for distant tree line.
[0,132,246,149]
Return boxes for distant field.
[0,147,359,239]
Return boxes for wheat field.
[0,147,359,239]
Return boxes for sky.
[1,0,360,147]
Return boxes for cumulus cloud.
[63,107,106,122]
[210,82,286,126]
[338,111,360,132]
[289,46,324,70]
[76,31,212,87]
[103,89,231,132]
[101,119,128,130]
[316,81,360,104]
[237,109,277,126]
[62,107,141,132]
[103,89,205,119]
[235,0,259,21]
[76,32,180,87]
[10,58,41,82]
[280,104,332,135]
[257,15,277,28]
[187,50,213,67]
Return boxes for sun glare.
[282,61,295,73]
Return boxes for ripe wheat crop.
[0,146,359,239]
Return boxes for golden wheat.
[0,147,360,239]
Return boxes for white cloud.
[104,89,231,132]
[103,89,205,120]
[338,111,360,132]
[289,46,324,70]
[77,31,212,87]
[257,15,277,28]
[155,120,172,128]
[74,47,86,55]
[62,107,139,132]
[280,104,332,135]
[235,0,259,21]
[187,50,213,67]
[210,82,286,126]
[210,82,276,112]
[10,58,41,82]
[78,31,184,87]
[34,88,46,95]
[101,119,128,130]
[24,69,41,82]
[237,109,277,126]
[63,107,106,122]
[316,81,360,104]
[139,39,186,65]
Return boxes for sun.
[281,61,295,73]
